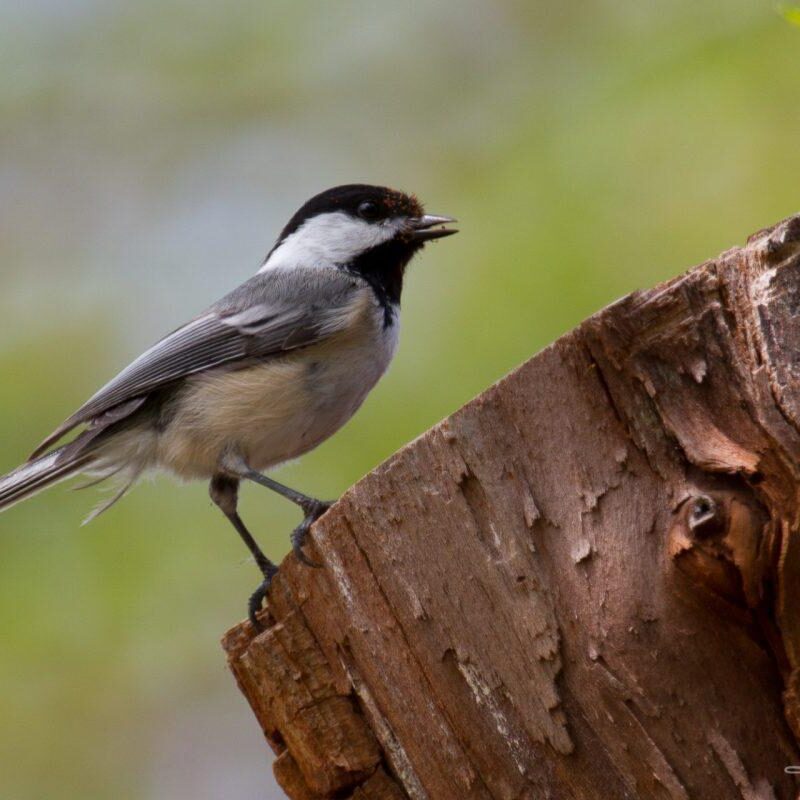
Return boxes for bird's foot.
[246,499,332,630]
[248,561,279,632]
[291,499,333,568]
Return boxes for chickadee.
[0,184,457,627]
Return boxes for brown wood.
[222,213,800,799]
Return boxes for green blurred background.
[1,1,799,797]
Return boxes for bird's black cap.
[277,184,424,243]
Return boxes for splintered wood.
[223,215,800,799]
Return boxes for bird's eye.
[357,200,381,221]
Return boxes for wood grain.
[224,214,800,799]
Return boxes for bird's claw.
[299,498,333,521]
[291,499,332,568]
[248,562,278,631]
[246,500,332,629]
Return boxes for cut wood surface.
[222,214,800,799]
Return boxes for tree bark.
[222,214,800,800]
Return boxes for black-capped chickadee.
[0,184,457,627]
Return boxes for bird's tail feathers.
[0,448,93,513]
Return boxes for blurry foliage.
[780,5,800,26]
[1,1,799,798]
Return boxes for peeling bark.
[223,214,800,799]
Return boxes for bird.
[0,184,457,628]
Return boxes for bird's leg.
[246,472,330,568]
[219,452,332,568]
[209,474,277,631]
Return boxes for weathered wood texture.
[222,214,800,799]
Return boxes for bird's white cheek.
[260,212,400,272]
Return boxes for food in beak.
[409,214,458,241]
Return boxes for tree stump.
[222,214,800,800]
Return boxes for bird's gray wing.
[32,268,368,458]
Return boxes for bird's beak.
[408,214,458,241]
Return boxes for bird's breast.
[158,302,399,477]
